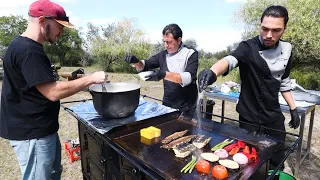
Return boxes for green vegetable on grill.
[181,156,197,173]
[211,139,234,151]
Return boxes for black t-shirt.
[0,36,60,140]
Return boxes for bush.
[198,57,217,72]
[291,70,320,90]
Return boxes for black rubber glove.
[145,69,166,81]
[198,68,217,93]
[124,55,139,64]
[289,108,300,129]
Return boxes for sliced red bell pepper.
[243,152,258,162]
[229,146,240,155]
[243,145,250,154]
[237,140,246,149]
[224,143,237,152]
[251,147,257,155]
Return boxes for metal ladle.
[101,74,108,92]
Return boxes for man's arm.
[36,71,106,102]
[164,72,182,84]
[133,61,144,71]
[281,91,297,110]
[210,59,229,76]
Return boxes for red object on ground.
[64,141,81,163]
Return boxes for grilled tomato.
[195,160,210,174]
[212,165,228,179]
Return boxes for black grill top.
[107,112,281,180]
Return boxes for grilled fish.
[192,135,212,149]
[161,130,188,144]
[161,135,197,149]
[173,143,197,158]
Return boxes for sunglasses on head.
[44,16,69,22]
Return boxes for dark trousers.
[239,115,286,170]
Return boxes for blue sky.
[0,0,246,52]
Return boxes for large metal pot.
[89,82,141,118]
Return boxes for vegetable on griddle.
[219,159,239,170]
[212,165,228,179]
[181,156,197,173]
[224,143,237,151]
[229,146,240,155]
[211,139,234,151]
[201,152,219,162]
[233,153,249,165]
[195,160,210,174]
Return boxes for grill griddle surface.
[109,113,280,180]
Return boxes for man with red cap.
[0,1,107,179]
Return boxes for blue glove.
[124,55,139,64]
[145,69,166,81]
[198,68,217,92]
[289,108,300,129]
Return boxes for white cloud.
[146,28,243,53]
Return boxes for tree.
[184,38,198,49]
[44,28,84,66]
[235,0,320,69]
[87,19,152,72]
[0,15,27,56]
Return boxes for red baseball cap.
[29,0,74,29]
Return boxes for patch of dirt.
[0,73,319,180]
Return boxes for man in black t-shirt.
[124,24,198,116]
[198,6,300,170]
[0,1,106,179]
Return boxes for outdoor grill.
[61,96,299,180]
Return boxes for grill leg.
[306,108,315,159]
[221,100,225,124]
[294,113,305,178]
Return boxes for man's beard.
[43,24,55,44]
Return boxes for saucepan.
[89,82,141,118]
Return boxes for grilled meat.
[192,135,211,148]
[161,130,188,144]
[161,135,197,149]
[173,143,197,158]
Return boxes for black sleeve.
[143,52,162,71]
[21,52,56,88]
[185,51,198,81]
[282,54,293,80]
[230,41,250,64]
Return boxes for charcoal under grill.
[61,98,297,180]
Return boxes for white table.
[202,91,316,178]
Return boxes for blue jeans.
[10,132,62,180]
